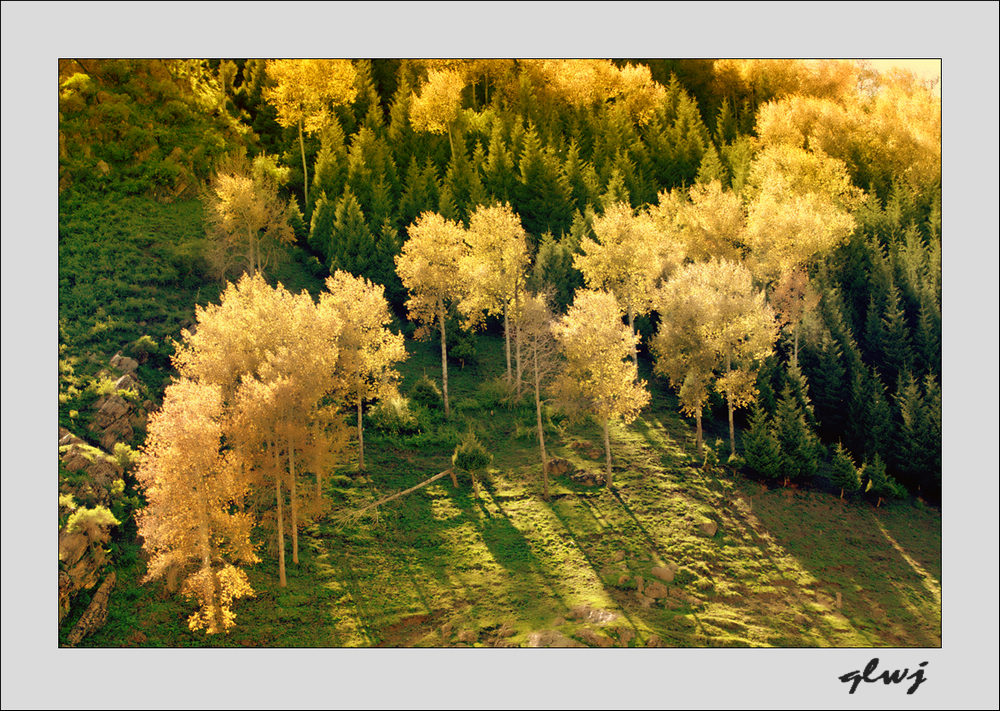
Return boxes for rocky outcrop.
[67,572,116,646]
[545,458,574,476]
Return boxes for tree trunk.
[290,440,298,565]
[727,351,736,457]
[299,119,309,208]
[503,305,512,385]
[199,512,224,634]
[357,399,365,471]
[695,406,703,461]
[628,306,638,369]
[514,287,523,396]
[275,473,286,587]
[840,487,844,500]
[792,322,800,369]
[533,345,549,501]
[439,303,450,417]
[603,418,613,490]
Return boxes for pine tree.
[308,191,336,263]
[829,442,861,498]
[309,119,348,215]
[483,120,517,204]
[330,188,376,277]
[773,383,820,484]
[743,404,782,482]
[863,453,904,508]
[879,282,912,387]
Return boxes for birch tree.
[396,211,468,416]
[552,289,649,490]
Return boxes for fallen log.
[338,469,457,523]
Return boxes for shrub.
[475,376,513,410]
[368,396,420,436]
[409,375,443,411]
[863,454,905,507]
[452,430,492,473]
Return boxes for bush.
[409,375,443,411]
[368,396,420,436]
[452,430,492,473]
[475,377,513,410]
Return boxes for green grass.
[79,332,941,649]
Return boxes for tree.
[320,271,407,470]
[458,203,530,389]
[574,202,663,367]
[409,68,466,159]
[773,383,821,485]
[135,379,257,634]
[863,453,904,508]
[173,274,346,586]
[203,154,295,277]
[264,59,359,206]
[743,404,782,481]
[552,289,650,490]
[649,179,744,263]
[829,442,861,498]
[395,211,468,417]
[520,292,560,500]
[452,430,492,499]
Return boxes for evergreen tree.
[863,453,904,508]
[352,59,384,131]
[829,441,861,498]
[530,231,583,313]
[330,188,376,276]
[387,73,416,169]
[309,119,348,215]
[399,157,440,229]
[562,140,600,212]
[803,327,847,441]
[514,124,574,243]
[308,191,336,263]
[773,383,820,484]
[696,143,727,186]
[879,282,912,387]
[714,97,738,145]
[743,404,782,481]
[483,120,517,204]
[599,166,630,211]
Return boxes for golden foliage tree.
[519,291,560,500]
[574,202,664,367]
[552,289,650,490]
[321,270,407,470]
[409,68,467,158]
[173,273,346,586]
[263,59,358,206]
[135,379,258,634]
[458,203,530,389]
[395,211,468,417]
[203,154,295,278]
[650,179,744,263]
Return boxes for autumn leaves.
[137,272,403,631]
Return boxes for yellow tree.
[263,59,358,206]
[650,179,745,263]
[552,289,650,490]
[458,203,530,390]
[574,202,664,368]
[203,154,295,277]
[704,261,779,456]
[174,273,345,586]
[409,68,467,159]
[135,379,258,634]
[520,291,560,500]
[320,270,407,470]
[396,211,468,417]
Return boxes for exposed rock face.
[67,572,116,646]
[109,352,138,374]
[456,629,477,644]
[645,581,670,599]
[567,605,619,625]
[60,443,123,497]
[575,627,614,648]
[569,470,604,487]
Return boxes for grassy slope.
[79,330,941,648]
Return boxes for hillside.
[54,57,942,651]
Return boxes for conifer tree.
[829,442,861,498]
[308,191,336,263]
[309,118,348,215]
[742,404,782,482]
[330,188,376,277]
[773,383,821,484]
[552,289,650,490]
[395,211,468,416]
[863,453,904,508]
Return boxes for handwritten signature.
[839,657,928,694]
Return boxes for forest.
[53,57,943,651]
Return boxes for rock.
[91,394,135,450]
[645,581,670,599]
[567,605,618,625]
[59,432,86,447]
[610,626,635,647]
[646,634,662,648]
[113,373,139,391]
[651,564,678,583]
[697,520,718,537]
[617,573,630,585]
[576,627,614,648]
[109,352,138,374]
[456,629,477,644]
[635,576,644,594]
[545,458,575,476]
[528,630,585,648]
[440,622,453,639]
[570,470,603,486]
[67,571,116,646]
[553,617,566,627]
[612,550,625,562]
